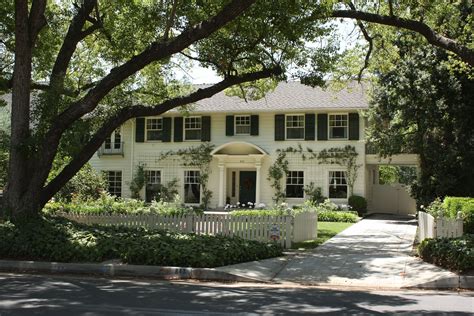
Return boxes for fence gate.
[369,183,416,215]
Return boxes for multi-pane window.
[146,118,163,141]
[145,170,161,202]
[105,127,121,149]
[184,170,200,203]
[106,171,122,197]
[329,171,347,198]
[286,171,304,198]
[184,117,201,141]
[329,114,348,139]
[235,115,251,135]
[286,115,305,139]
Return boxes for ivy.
[129,163,146,199]
[317,145,361,196]
[157,143,215,210]
[268,144,361,202]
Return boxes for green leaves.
[0,216,283,267]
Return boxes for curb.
[403,275,474,290]
[0,260,265,283]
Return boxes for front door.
[239,171,256,206]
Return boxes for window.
[329,114,348,139]
[184,170,200,203]
[105,128,121,149]
[106,171,122,197]
[329,171,347,198]
[184,117,201,141]
[235,115,251,135]
[286,114,304,139]
[146,118,163,141]
[286,171,304,198]
[145,170,161,202]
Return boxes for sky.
[179,20,359,84]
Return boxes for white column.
[218,163,225,207]
[255,163,261,206]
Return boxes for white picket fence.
[61,211,319,248]
[418,211,463,241]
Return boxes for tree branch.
[50,0,99,88]
[330,10,474,66]
[28,0,47,45]
[347,2,373,81]
[49,0,257,137]
[41,66,282,202]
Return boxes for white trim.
[285,170,305,199]
[145,117,163,142]
[183,169,201,205]
[234,114,251,135]
[211,141,268,155]
[328,113,348,140]
[183,116,202,142]
[285,113,305,140]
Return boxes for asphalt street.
[0,273,473,315]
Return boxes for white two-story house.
[90,82,419,214]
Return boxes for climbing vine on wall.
[157,143,215,210]
[268,144,360,203]
[317,145,361,196]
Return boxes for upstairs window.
[329,114,348,139]
[286,171,304,198]
[105,127,121,149]
[184,117,201,141]
[286,114,305,139]
[146,118,163,141]
[329,171,347,199]
[184,170,200,203]
[235,115,251,135]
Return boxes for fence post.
[286,215,292,249]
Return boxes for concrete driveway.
[217,214,461,289]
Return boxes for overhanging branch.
[330,10,474,66]
[41,66,282,202]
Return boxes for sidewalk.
[216,214,473,289]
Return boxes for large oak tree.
[0,0,338,219]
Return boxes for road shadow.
[0,274,472,315]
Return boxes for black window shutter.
[201,116,211,141]
[305,113,315,140]
[226,115,234,136]
[174,117,183,142]
[135,117,145,142]
[348,113,360,140]
[275,114,285,141]
[250,115,259,136]
[162,117,172,142]
[317,114,328,140]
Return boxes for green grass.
[291,221,353,250]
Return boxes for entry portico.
[211,142,268,207]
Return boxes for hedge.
[443,197,474,234]
[318,210,359,223]
[418,234,474,272]
[0,216,282,268]
[348,195,367,216]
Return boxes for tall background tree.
[367,44,474,206]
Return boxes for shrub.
[418,234,474,272]
[348,195,367,216]
[444,197,474,234]
[304,183,326,204]
[423,198,446,218]
[0,216,282,268]
[318,210,359,223]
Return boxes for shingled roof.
[191,81,368,113]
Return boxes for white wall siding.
[89,111,367,207]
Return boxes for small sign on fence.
[269,224,280,241]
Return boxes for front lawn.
[292,221,353,250]
[0,216,282,268]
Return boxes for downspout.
[130,119,135,198]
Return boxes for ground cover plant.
[0,216,282,268]
[418,234,474,273]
